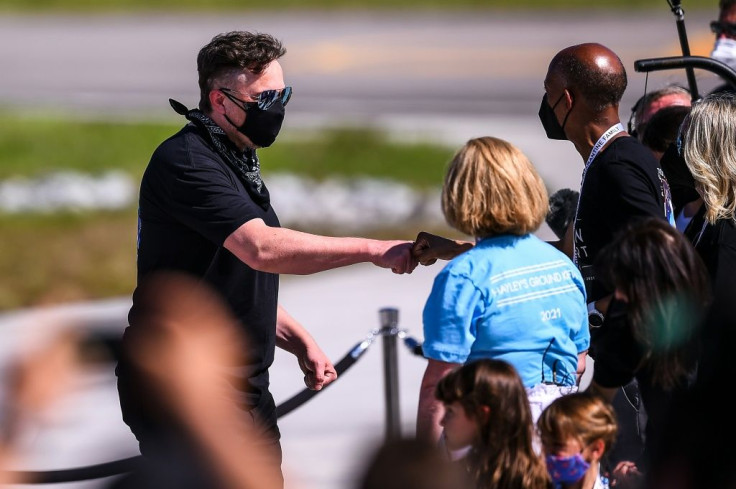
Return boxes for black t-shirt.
[575,136,671,302]
[121,123,281,431]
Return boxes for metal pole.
[379,307,401,440]
[669,0,700,100]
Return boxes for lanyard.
[572,123,625,265]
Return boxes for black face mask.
[538,93,570,140]
[226,101,285,148]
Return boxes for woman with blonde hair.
[682,93,736,286]
[440,136,550,238]
[417,137,589,447]
[680,92,736,382]
[436,358,552,489]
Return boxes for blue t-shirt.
[422,234,589,388]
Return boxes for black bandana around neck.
[169,99,270,209]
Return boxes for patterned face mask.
[545,453,590,486]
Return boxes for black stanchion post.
[379,307,401,441]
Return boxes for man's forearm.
[275,305,313,354]
[225,219,413,275]
[275,305,336,391]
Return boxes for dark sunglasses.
[219,86,292,110]
[710,20,736,37]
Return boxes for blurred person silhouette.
[626,85,691,141]
[355,437,471,489]
[0,329,82,485]
[110,271,283,489]
[117,30,418,487]
[586,217,710,477]
[537,392,625,489]
[434,359,552,489]
[646,274,736,489]
[679,92,736,382]
[709,0,736,94]
[414,137,589,448]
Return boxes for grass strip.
[0,112,453,186]
[0,112,456,309]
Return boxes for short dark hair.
[720,0,736,10]
[552,49,627,112]
[197,31,286,112]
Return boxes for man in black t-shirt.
[115,31,418,488]
[539,43,674,472]
[540,42,673,329]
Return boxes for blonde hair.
[442,137,548,238]
[537,392,618,455]
[683,93,736,224]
